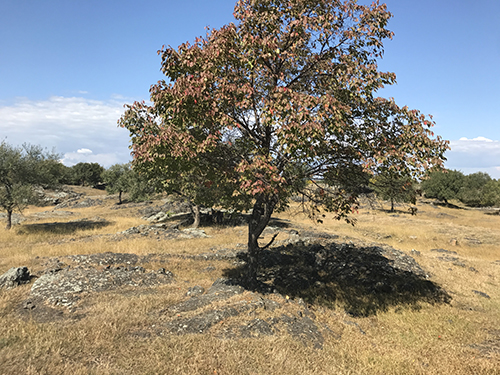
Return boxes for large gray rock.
[0,267,31,289]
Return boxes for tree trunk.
[191,204,201,229]
[247,194,278,284]
[5,209,13,230]
[390,197,394,212]
[118,191,123,205]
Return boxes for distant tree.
[120,0,449,282]
[71,162,104,187]
[372,170,416,212]
[458,172,492,207]
[40,159,73,185]
[126,170,156,203]
[102,163,155,204]
[481,179,500,207]
[0,141,60,230]
[421,169,465,203]
[102,163,131,204]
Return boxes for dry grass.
[1,191,499,374]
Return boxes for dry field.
[0,187,499,375]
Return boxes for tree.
[421,169,465,203]
[102,163,132,204]
[0,141,60,230]
[481,179,500,207]
[372,171,416,212]
[458,171,492,207]
[102,163,156,204]
[120,0,449,282]
[71,162,104,187]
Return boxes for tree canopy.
[71,162,104,187]
[0,141,61,230]
[102,163,156,204]
[120,0,449,282]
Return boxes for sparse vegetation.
[0,186,499,374]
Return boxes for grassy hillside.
[0,187,499,374]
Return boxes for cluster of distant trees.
[421,170,500,207]
[49,161,154,204]
[367,169,500,210]
[0,141,153,230]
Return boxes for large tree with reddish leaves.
[120,0,449,281]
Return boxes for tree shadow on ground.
[17,219,110,235]
[223,242,451,317]
[432,201,464,209]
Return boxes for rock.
[144,211,171,222]
[207,278,245,295]
[472,290,491,299]
[186,286,205,297]
[0,267,31,289]
[166,306,242,334]
[55,197,103,209]
[465,237,482,245]
[431,248,458,255]
[116,224,209,240]
[0,212,26,225]
[280,314,325,349]
[25,253,173,309]
[181,228,209,238]
[239,319,274,337]
[31,210,75,219]
[263,299,281,311]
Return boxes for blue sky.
[1,0,499,177]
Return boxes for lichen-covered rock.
[28,266,173,308]
[0,267,31,289]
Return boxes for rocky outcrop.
[157,278,328,349]
[21,252,173,313]
[117,224,209,239]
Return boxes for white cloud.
[0,96,134,168]
[77,148,93,154]
[61,149,123,167]
[458,136,494,142]
[446,136,500,178]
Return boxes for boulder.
[0,267,31,289]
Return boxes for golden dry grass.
[0,191,499,374]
